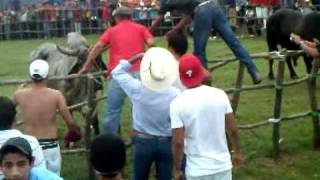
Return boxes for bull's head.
[56,33,105,99]
[55,33,94,74]
[57,45,90,74]
[57,32,106,75]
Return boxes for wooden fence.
[0,50,319,179]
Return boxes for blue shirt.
[29,167,63,180]
[111,60,180,136]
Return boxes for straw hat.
[140,47,178,91]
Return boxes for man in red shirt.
[79,6,154,134]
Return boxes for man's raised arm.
[78,41,106,74]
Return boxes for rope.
[310,111,319,117]
[233,87,241,92]
[274,83,282,90]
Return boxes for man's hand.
[173,169,183,180]
[232,152,242,168]
[290,33,302,45]
[64,124,82,148]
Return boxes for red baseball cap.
[179,53,204,88]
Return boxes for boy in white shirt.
[0,96,46,179]
[170,54,242,180]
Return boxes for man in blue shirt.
[111,47,180,180]
[150,0,262,84]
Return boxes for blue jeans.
[193,2,258,79]
[132,135,172,180]
[103,71,139,134]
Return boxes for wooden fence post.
[85,75,95,180]
[271,55,286,161]
[231,62,245,114]
[307,58,320,149]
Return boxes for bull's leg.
[268,59,275,80]
[266,28,277,80]
[303,54,313,74]
[286,57,298,79]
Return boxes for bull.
[266,9,317,79]
[29,32,105,135]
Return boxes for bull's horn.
[56,45,79,56]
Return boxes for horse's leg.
[286,56,298,79]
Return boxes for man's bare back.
[13,84,74,139]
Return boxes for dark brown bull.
[266,9,316,79]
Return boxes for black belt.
[38,138,59,150]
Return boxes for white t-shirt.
[170,85,233,177]
[0,129,46,179]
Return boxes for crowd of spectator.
[0,0,113,39]
[0,0,162,40]
[0,0,320,40]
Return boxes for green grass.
[1,35,320,180]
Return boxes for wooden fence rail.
[1,50,319,164]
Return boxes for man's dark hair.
[0,96,16,130]
[90,133,126,178]
[0,146,33,163]
[113,6,132,19]
[167,33,188,56]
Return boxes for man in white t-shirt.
[170,54,242,180]
[0,96,46,179]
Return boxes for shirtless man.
[12,59,81,175]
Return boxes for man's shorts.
[38,138,61,175]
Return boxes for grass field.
[1,35,320,180]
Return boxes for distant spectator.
[245,5,261,37]
[73,2,82,33]
[39,3,50,38]
[90,133,126,180]
[0,9,4,23]
[13,60,82,175]
[236,0,248,37]
[0,96,46,179]
[100,1,110,27]
[64,0,73,20]
[294,0,313,14]
[280,0,294,8]
[0,137,63,180]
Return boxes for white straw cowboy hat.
[140,47,178,91]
